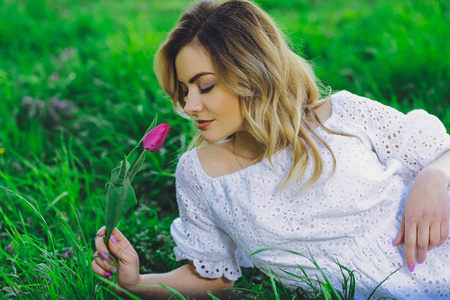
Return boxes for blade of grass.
[96,275,143,300]
[267,268,281,300]
[366,264,403,300]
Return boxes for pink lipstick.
[196,120,213,129]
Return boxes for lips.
[196,119,214,129]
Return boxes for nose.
[183,91,203,115]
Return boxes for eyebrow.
[187,72,215,84]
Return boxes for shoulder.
[314,97,332,120]
[176,148,200,182]
[307,96,332,129]
[330,90,394,112]
[330,90,369,107]
[197,140,238,178]
[309,90,368,123]
[329,90,405,120]
[176,140,238,179]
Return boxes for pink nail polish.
[104,272,111,277]
[97,229,102,235]
[110,235,117,244]
[392,237,398,246]
[101,252,109,260]
[418,261,424,264]
[408,264,415,272]
[113,267,117,273]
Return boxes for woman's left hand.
[393,167,449,271]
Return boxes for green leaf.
[104,157,137,245]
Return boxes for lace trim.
[192,258,241,281]
[174,247,253,281]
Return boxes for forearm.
[127,264,234,300]
[420,149,450,186]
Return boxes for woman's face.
[175,44,246,143]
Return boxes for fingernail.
[418,261,424,264]
[113,267,117,273]
[110,235,117,244]
[392,237,398,246]
[408,264,415,272]
[97,229,102,235]
[101,252,109,260]
[104,272,111,277]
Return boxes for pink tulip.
[105,119,170,247]
[142,123,170,152]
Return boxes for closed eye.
[200,85,215,94]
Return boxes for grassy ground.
[0,0,449,299]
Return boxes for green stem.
[129,150,146,182]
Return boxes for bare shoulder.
[314,98,332,121]
[308,98,332,129]
[196,140,237,178]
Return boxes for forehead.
[175,44,214,82]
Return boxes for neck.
[233,132,263,160]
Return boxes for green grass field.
[1,0,449,299]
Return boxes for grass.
[0,0,449,299]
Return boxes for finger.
[97,226,106,237]
[108,228,132,248]
[404,221,417,272]
[95,236,114,264]
[416,224,429,264]
[104,228,138,265]
[439,219,449,246]
[92,260,114,279]
[393,213,405,246]
[429,222,441,250]
[93,251,117,271]
[107,228,134,253]
[107,236,137,265]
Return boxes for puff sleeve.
[340,92,450,177]
[170,151,251,281]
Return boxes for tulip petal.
[142,123,170,152]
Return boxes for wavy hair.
[155,0,351,190]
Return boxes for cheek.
[226,96,241,115]
[228,103,245,127]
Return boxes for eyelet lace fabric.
[170,91,450,299]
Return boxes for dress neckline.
[193,91,341,180]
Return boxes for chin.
[200,132,227,144]
[201,136,220,143]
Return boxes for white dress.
[170,91,450,299]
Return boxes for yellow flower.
[0,148,5,155]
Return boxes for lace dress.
[170,91,450,299]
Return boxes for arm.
[393,149,450,271]
[134,263,234,300]
[92,227,234,300]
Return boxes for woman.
[92,0,450,299]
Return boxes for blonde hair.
[155,0,350,190]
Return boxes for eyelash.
[183,85,215,98]
[200,85,214,94]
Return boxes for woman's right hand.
[92,227,141,294]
